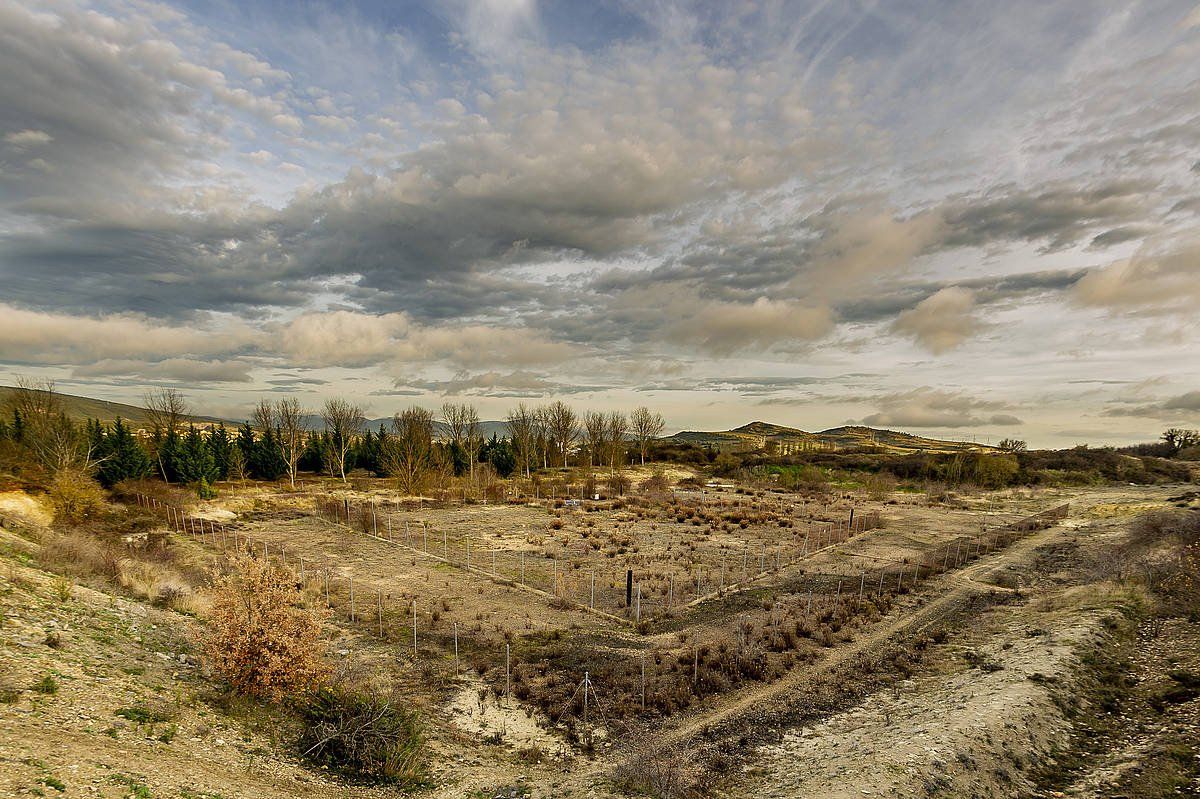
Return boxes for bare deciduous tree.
[544,401,579,468]
[629,406,666,466]
[464,405,482,481]
[532,405,551,470]
[143,387,188,481]
[583,410,607,470]
[605,410,628,476]
[8,378,97,475]
[322,398,365,482]
[441,402,469,450]
[253,398,307,488]
[382,406,443,495]
[443,401,485,482]
[506,403,537,478]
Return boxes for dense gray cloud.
[859,388,1024,429]
[939,180,1155,252]
[1102,390,1200,420]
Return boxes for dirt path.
[737,592,1118,799]
[645,511,1070,753]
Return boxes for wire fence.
[123,490,1068,742]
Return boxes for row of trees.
[501,402,665,478]
[0,381,670,499]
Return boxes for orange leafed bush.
[201,553,328,700]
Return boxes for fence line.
[123,490,1068,740]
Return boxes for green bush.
[32,674,58,694]
[297,686,424,785]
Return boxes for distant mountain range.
[666,420,996,454]
[351,417,511,440]
[1,387,993,452]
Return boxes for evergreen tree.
[208,423,233,480]
[174,425,219,487]
[480,434,516,477]
[226,443,246,482]
[447,440,468,477]
[299,431,329,474]
[96,417,152,487]
[86,418,105,457]
[159,428,183,483]
[247,426,287,480]
[236,422,256,470]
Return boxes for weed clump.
[297,685,424,785]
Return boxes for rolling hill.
[0,387,512,439]
[666,420,996,454]
[0,386,230,430]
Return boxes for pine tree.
[236,422,256,471]
[12,408,25,443]
[159,428,183,483]
[480,434,516,477]
[96,417,152,488]
[209,423,233,480]
[226,443,246,482]
[248,426,286,480]
[174,425,219,488]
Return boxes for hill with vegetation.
[0,386,228,430]
[667,420,996,454]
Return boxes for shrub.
[297,685,424,785]
[639,470,670,494]
[115,703,176,724]
[864,471,897,501]
[200,553,328,700]
[612,746,713,799]
[47,469,106,522]
[38,532,120,580]
[32,674,58,694]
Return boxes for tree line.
[0,380,669,499]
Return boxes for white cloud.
[892,287,979,354]
[4,129,52,148]
[665,297,834,355]
[275,310,576,371]
[0,304,258,364]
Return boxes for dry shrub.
[201,553,329,700]
[47,469,106,523]
[1130,510,1200,548]
[1125,510,1200,613]
[117,559,192,606]
[612,746,713,799]
[38,532,119,580]
[111,478,193,508]
[297,684,424,785]
[864,472,897,501]
[639,470,670,494]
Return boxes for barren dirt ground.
[1,483,1195,799]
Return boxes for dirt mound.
[0,490,52,528]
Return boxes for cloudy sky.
[2,0,1199,446]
